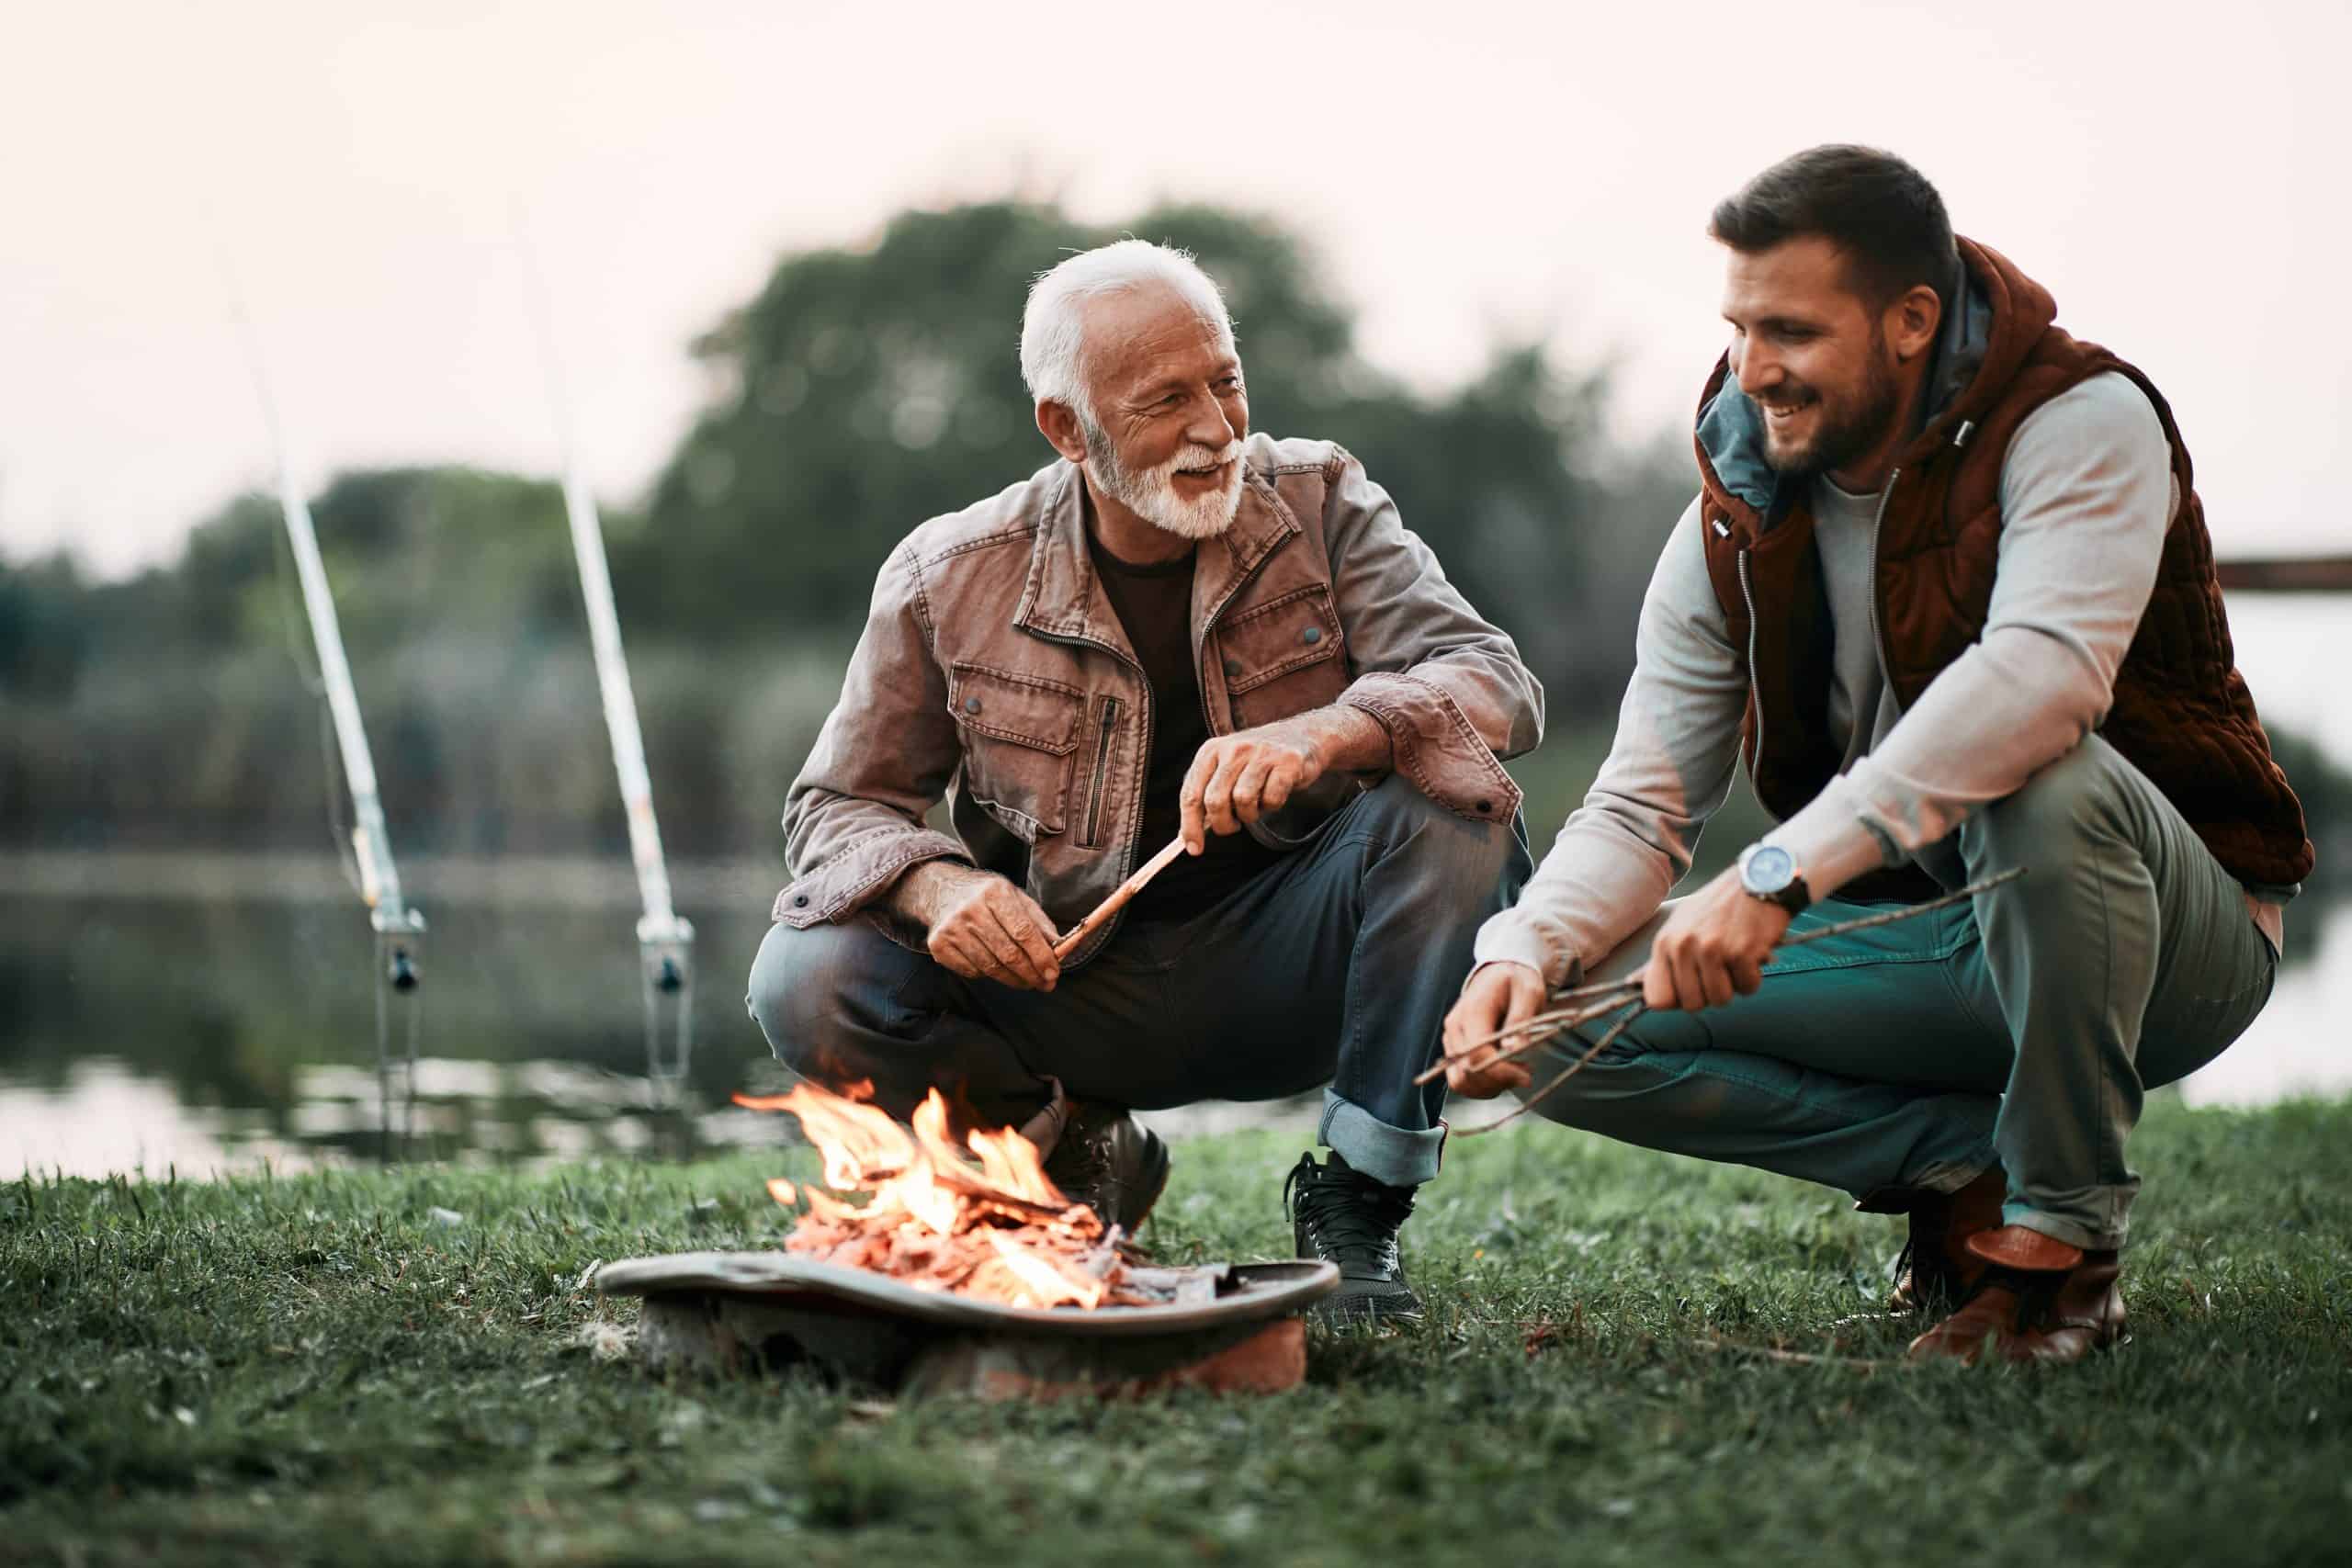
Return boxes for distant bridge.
[2217,556,2352,593]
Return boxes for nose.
[1734,338,1781,400]
[1185,389,1241,450]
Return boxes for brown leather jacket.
[1694,238,2312,892]
[774,434,1544,964]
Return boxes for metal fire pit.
[597,1250,1338,1400]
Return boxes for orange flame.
[986,1231,1109,1309]
[733,1082,1125,1309]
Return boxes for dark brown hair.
[1710,145,1957,310]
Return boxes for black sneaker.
[1041,1100,1170,1235]
[1284,1151,1421,1325]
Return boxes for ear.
[1885,283,1942,363]
[1035,399,1090,465]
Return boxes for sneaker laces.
[1285,1156,1413,1269]
[1045,1109,1116,1190]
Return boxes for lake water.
[1,849,2344,1179]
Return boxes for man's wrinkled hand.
[1643,866,1791,1011]
[1178,707,1390,852]
[1177,716,1328,852]
[1438,961,1547,1099]
[919,866,1062,991]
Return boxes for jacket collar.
[1012,451,1301,650]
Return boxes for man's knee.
[1968,738,2131,867]
[745,917,917,1084]
[1351,774,1525,895]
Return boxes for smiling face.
[1068,283,1250,539]
[1720,234,1915,486]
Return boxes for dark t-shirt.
[1090,540,1283,923]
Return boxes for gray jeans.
[748,775,1532,1189]
[1525,736,2278,1251]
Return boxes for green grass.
[5,1098,2348,1566]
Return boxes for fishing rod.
[224,265,427,1156]
[516,209,695,1104]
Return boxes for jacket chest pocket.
[1215,583,1348,727]
[947,662,1085,840]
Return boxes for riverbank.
[5,1099,2347,1565]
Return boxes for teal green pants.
[1524,737,2279,1251]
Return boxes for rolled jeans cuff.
[2002,1201,2123,1254]
[1318,1090,1444,1189]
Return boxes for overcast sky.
[3,0,2346,581]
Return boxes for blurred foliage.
[0,198,2340,868]
[625,200,1686,707]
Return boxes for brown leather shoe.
[1905,1225,2128,1366]
[1882,1167,2007,1314]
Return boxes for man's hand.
[1439,961,1547,1098]
[1643,866,1792,1011]
[1178,706,1390,852]
[889,861,1061,991]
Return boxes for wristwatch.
[1736,842,1812,913]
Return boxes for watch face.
[1744,844,1795,894]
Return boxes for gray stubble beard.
[1080,415,1245,541]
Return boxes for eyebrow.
[1724,312,1826,334]
[1129,360,1242,404]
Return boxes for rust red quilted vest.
[1694,238,2313,890]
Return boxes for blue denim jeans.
[748,775,1532,1189]
[1522,737,2279,1251]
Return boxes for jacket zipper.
[1021,625,1157,959]
[1081,694,1120,848]
[1865,467,1902,714]
[1736,547,1766,810]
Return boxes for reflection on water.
[0,854,2345,1178]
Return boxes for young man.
[1442,146,2309,1363]
[752,241,1540,1324]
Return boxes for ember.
[731,1082,1146,1310]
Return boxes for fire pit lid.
[595,1250,1337,1337]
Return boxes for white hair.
[1019,240,1234,415]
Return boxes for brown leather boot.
[1882,1167,2007,1314]
[1906,1225,2128,1366]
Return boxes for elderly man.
[1442,146,2309,1363]
[749,241,1540,1322]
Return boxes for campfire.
[730,1081,1148,1311]
[599,1082,1340,1396]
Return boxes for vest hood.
[1692,237,2052,536]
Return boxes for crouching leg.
[744,914,1048,1130]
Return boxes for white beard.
[1081,422,1245,540]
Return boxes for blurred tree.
[627,198,1684,710]
[14,195,2335,868]
[0,551,92,700]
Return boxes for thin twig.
[1412,987,1640,1086]
[1697,1336,1894,1371]
[1428,869,2029,1092]
[1453,999,1647,1136]
[1780,866,2023,946]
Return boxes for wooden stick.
[1052,837,1188,960]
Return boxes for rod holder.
[639,914,695,1104]
[371,908,427,1159]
